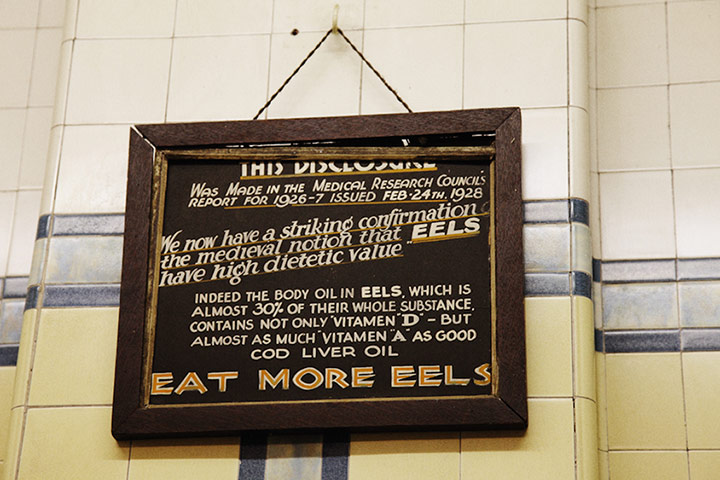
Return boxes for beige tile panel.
[524,297,573,398]
[595,352,608,451]
[129,437,240,480]
[575,397,599,480]
[349,432,459,480]
[608,451,689,480]
[0,367,16,460]
[605,353,686,449]
[17,407,129,480]
[461,399,575,480]
[574,297,596,401]
[2,407,24,480]
[683,352,720,449]
[12,309,38,409]
[689,451,720,480]
[28,308,119,406]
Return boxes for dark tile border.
[52,214,125,236]
[523,198,589,226]
[36,214,51,239]
[525,272,591,299]
[603,330,680,353]
[25,285,40,311]
[682,329,720,352]
[321,432,350,480]
[0,345,19,366]
[601,260,675,284]
[677,258,720,281]
[3,276,29,299]
[43,284,120,308]
[238,433,267,480]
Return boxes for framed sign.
[112,108,525,439]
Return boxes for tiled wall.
[5,0,595,479]
[0,0,65,473]
[590,0,720,478]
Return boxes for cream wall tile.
[361,26,463,114]
[521,108,570,200]
[670,82,720,168]
[365,0,463,28]
[267,31,361,119]
[0,30,36,108]
[668,1,720,83]
[683,352,720,449]
[599,451,609,480]
[465,21,567,109]
[39,0,67,27]
[689,451,720,480]
[599,171,676,259]
[466,0,566,22]
[51,41,73,127]
[597,86,670,171]
[75,0,175,39]
[129,437,240,480]
[569,20,589,110]
[18,407,129,480]
[0,367,16,458]
[574,297,596,400]
[176,0,272,36]
[28,308,118,406]
[7,190,42,276]
[40,126,63,215]
[595,352,608,451]
[596,4,668,87]
[674,168,720,257]
[575,397,599,480]
[590,174,602,257]
[598,0,664,6]
[0,194,16,277]
[588,9,597,90]
[0,109,26,191]
[461,399,575,479]
[12,309,37,408]
[45,237,123,284]
[349,432,458,480]
[274,0,363,32]
[603,283,678,329]
[62,0,79,41]
[65,39,172,124]
[570,107,591,201]
[3,407,24,480]
[605,353,686,449]
[265,435,323,480]
[28,28,63,107]
[525,298,573,397]
[570,0,589,22]
[19,107,52,189]
[609,451,689,480]
[54,125,130,214]
[167,35,270,122]
[0,0,40,28]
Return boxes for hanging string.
[253,27,413,120]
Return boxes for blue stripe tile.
[43,284,120,308]
[525,273,571,296]
[682,329,720,352]
[52,214,125,236]
[593,259,602,282]
[321,433,349,480]
[36,214,51,239]
[594,329,604,352]
[523,200,569,224]
[605,330,680,353]
[572,271,592,298]
[239,433,267,480]
[677,258,720,281]
[569,198,589,225]
[0,345,19,366]
[3,276,28,299]
[25,285,39,311]
[601,260,676,284]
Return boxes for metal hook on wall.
[332,4,339,34]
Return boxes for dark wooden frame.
[112,108,525,440]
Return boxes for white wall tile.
[467,0,566,23]
[75,0,175,39]
[674,168,720,258]
[599,171,676,259]
[570,107,591,201]
[668,1,720,84]
[0,109,26,191]
[361,26,463,114]
[590,174,602,257]
[0,193,16,277]
[40,126,63,215]
[7,190,42,276]
[51,40,72,127]
[167,35,270,122]
[28,28,63,107]
[597,86,670,171]
[65,39,172,124]
[54,125,130,213]
[597,0,664,5]
[273,0,363,33]
[596,4,668,88]
[465,21,567,109]
[62,0,79,41]
[670,82,720,168]
[266,31,361,118]
[569,20,589,110]
[0,30,36,108]
[521,108,569,200]
[569,0,589,22]
[20,108,52,189]
[38,0,67,27]
[0,0,40,28]
[365,0,463,28]
[176,0,273,36]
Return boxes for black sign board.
[112,109,526,439]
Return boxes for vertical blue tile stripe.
[569,198,589,225]
[36,214,51,239]
[239,433,267,480]
[321,433,349,480]
[572,271,592,298]
[594,329,604,353]
[0,345,19,366]
[25,285,39,311]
